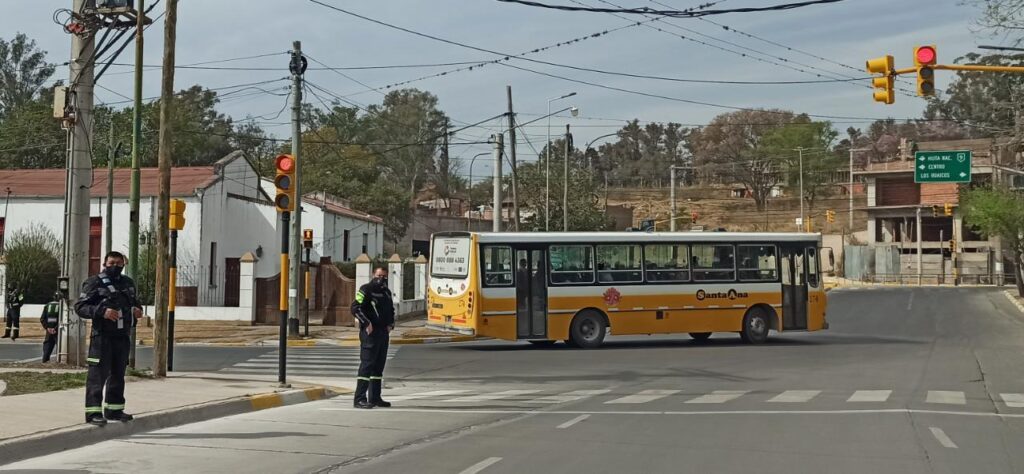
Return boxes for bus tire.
[528,340,556,347]
[688,332,712,342]
[741,307,770,345]
[569,311,606,349]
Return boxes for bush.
[133,231,157,305]
[5,223,62,304]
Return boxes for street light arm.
[515,106,578,129]
[585,132,620,150]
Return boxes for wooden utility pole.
[506,86,520,231]
[153,0,178,377]
[128,0,146,368]
[105,124,121,256]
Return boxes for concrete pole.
[153,0,178,377]
[105,124,116,257]
[62,0,97,366]
[670,166,677,232]
[506,87,520,231]
[848,148,855,231]
[798,147,805,228]
[288,41,303,337]
[127,0,145,368]
[546,100,551,232]
[563,124,570,232]
[492,134,503,232]
[921,204,929,286]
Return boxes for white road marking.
[926,391,966,405]
[557,414,590,429]
[387,390,470,401]
[17,357,39,363]
[929,427,958,448]
[1000,393,1024,408]
[767,390,821,403]
[606,389,680,404]
[319,407,1024,419]
[847,390,892,402]
[528,389,611,404]
[907,292,914,311]
[459,457,503,474]
[446,390,541,403]
[685,390,748,404]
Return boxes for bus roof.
[435,231,822,244]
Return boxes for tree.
[760,118,839,210]
[923,53,1024,138]
[4,223,62,304]
[429,137,467,210]
[960,185,1024,296]
[0,87,68,168]
[518,138,609,231]
[594,120,689,187]
[964,0,1024,46]
[0,33,56,121]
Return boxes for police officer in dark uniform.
[40,293,61,362]
[351,266,395,409]
[75,251,143,426]
[3,285,25,341]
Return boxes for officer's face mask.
[106,265,124,278]
[373,276,388,286]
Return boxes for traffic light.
[169,198,186,231]
[949,239,956,254]
[866,55,895,104]
[274,154,296,212]
[303,228,313,249]
[914,45,937,96]
[944,202,953,216]
[826,209,835,223]
[691,212,698,224]
[932,205,941,217]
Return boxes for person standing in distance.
[3,285,25,340]
[75,251,143,426]
[351,266,394,409]
[40,292,61,363]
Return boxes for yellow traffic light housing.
[866,55,895,104]
[169,198,186,231]
[914,45,937,97]
[944,202,953,216]
[932,205,940,217]
[949,239,956,253]
[274,154,296,212]
[826,209,835,223]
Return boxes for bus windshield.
[431,236,471,278]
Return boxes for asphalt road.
[0,342,269,372]
[5,287,1024,473]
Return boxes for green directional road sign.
[914,150,972,183]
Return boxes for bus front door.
[515,248,548,339]
[781,244,808,330]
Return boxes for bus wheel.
[688,332,712,342]
[741,307,770,345]
[569,311,606,349]
[528,340,556,347]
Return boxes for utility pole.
[127,0,145,368]
[492,134,503,232]
[916,206,922,285]
[153,0,179,377]
[506,86,520,231]
[797,147,805,229]
[669,165,678,232]
[563,124,571,232]
[105,124,120,256]
[61,0,97,366]
[288,41,305,337]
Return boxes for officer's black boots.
[1,329,8,338]
[370,380,391,407]
[106,412,134,422]
[354,379,374,409]
[10,328,17,341]
[86,414,107,426]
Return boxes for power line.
[104,59,492,71]
[494,0,845,16]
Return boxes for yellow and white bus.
[427,232,828,348]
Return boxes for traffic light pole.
[304,246,311,338]
[278,210,290,387]
[288,41,304,338]
[167,229,177,371]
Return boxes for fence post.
[239,252,256,324]
[388,254,403,314]
[414,254,427,300]
[355,253,371,292]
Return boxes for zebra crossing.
[219,346,398,377]
[376,387,1024,410]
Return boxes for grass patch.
[0,371,88,396]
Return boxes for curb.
[1004,290,1024,314]
[0,386,334,467]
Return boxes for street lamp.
[467,152,490,230]
[547,92,576,231]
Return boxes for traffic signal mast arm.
[893,64,1024,74]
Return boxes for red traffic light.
[915,46,936,65]
[275,154,295,173]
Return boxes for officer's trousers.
[85,332,130,420]
[354,329,389,403]
[3,311,20,339]
[42,330,58,362]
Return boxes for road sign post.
[914,150,971,183]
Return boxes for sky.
[2,0,992,180]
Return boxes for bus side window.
[483,246,513,286]
[806,247,820,288]
[644,244,690,282]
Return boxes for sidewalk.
[0,371,341,466]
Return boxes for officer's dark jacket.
[351,281,395,334]
[74,273,141,335]
[7,291,24,315]
[40,301,60,329]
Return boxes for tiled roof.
[0,167,218,198]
